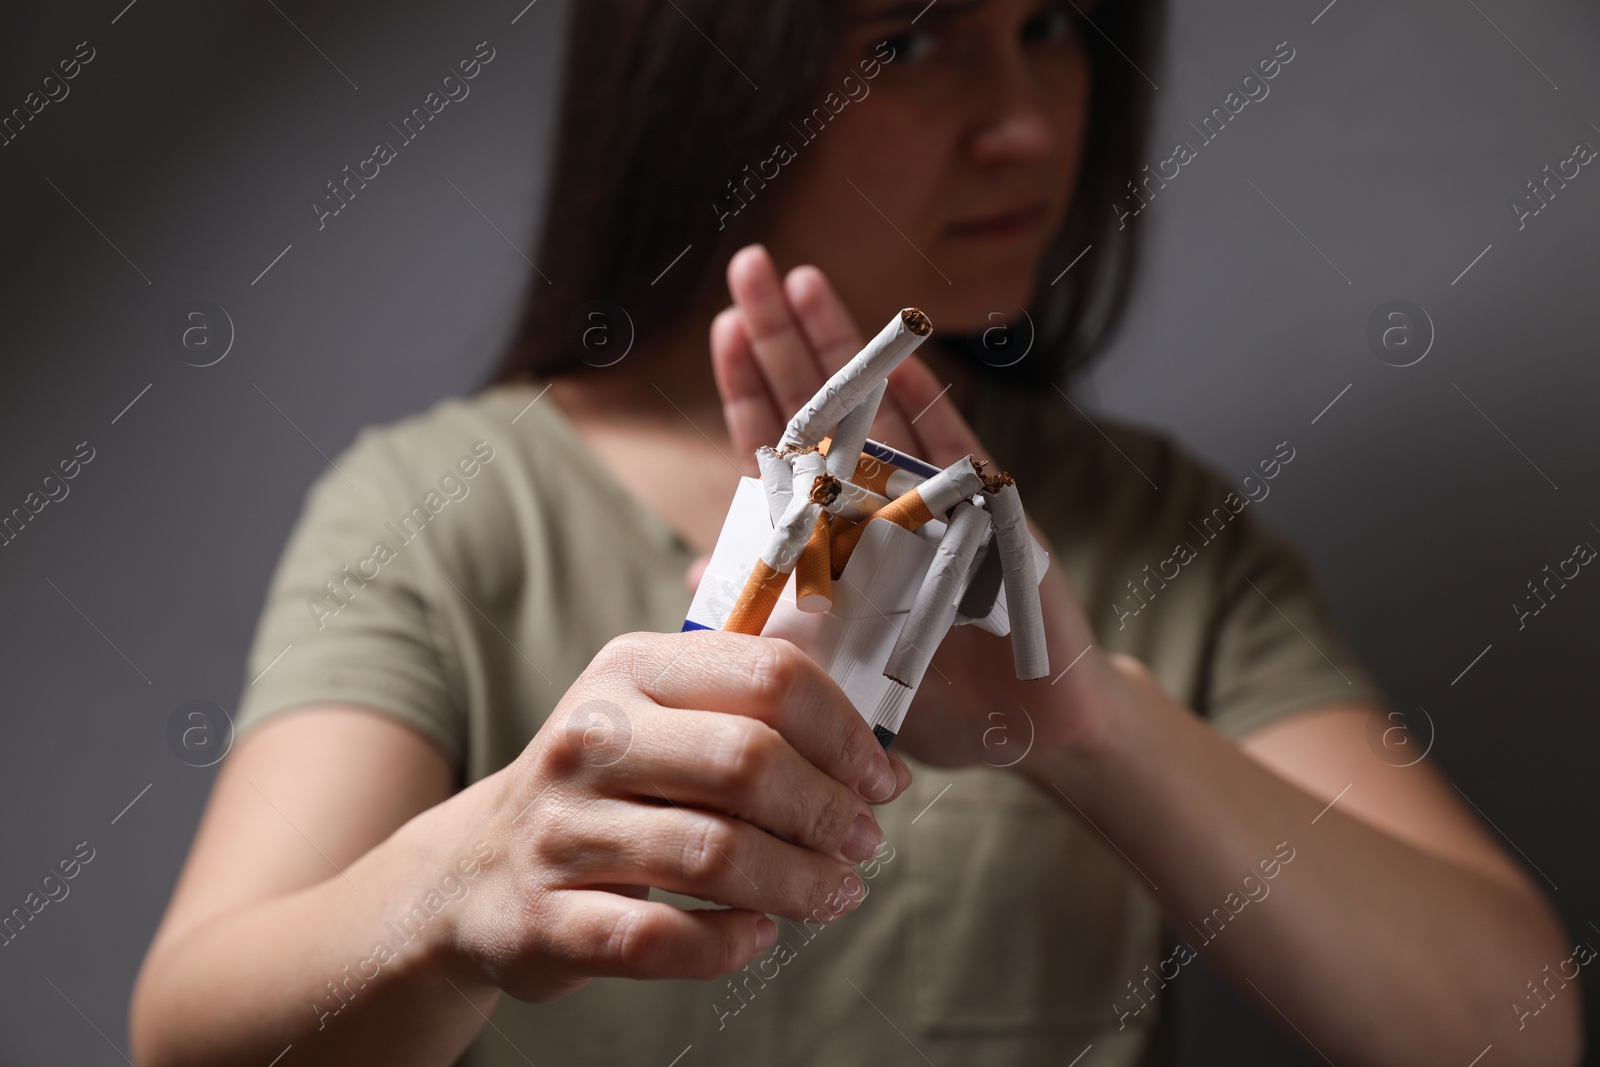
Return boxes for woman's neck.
[551,306,725,428]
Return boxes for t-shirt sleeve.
[1198,489,1388,740]
[229,426,468,767]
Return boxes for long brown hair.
[485,0,1165,391]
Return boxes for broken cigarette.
[982,472,1049,679]
[830,454,985,577]
[723,449,836,635]
[778,308,932,451]
[827,478,890,521]
[883,500,992,688]
[754,445,793,526]
[794,512,833,612]
[848,451,924,500]
[825,379,886,482]
[812,440,911,519]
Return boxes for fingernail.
[892,756,912,793]
[755,916,777,951]
[859,759,895,803]
[841,813,885,862]
[836,873,867,912]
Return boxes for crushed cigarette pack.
[681,308,1051,748]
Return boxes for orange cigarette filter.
[724,461,839,634]
[829,489,936,578]
[794,512,833,610]
[723,560,789,635]
[848,452,896,496]
[813,436,891,494]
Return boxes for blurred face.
[763,0,1096,334]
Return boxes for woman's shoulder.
[303,380,580,530]
[332,380,554,479]
[277,380,569,589]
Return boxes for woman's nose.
[964,50,1062,166]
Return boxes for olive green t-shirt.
[231,376,1385,1067]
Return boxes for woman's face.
[762,0,1096,335]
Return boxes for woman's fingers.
[716,244,987,488]
[782,265,922,454]
[549,889,774,982]
[548,798,869,924]
[725,245,828,420]
[709,306,781,472]
[779,265,863,374]
[611,705,883,864]
[583,631,902,805]
[886,352,989,470]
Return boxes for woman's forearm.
[1019,655,1580,1067]
[130,787,503,1067]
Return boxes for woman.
[129,1,1581,1065]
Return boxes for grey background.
[1,0,1595,1064]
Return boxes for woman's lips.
[945,203,1048,241]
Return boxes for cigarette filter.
[849,451,925,500]
[778,308,932,451]
[830,454,984,577]
[722,449,835,635]
[827,478,891,521]
[722,560,789,635]
[812,440,907,518]
[883,500,992,688]
[794,512,833,612]
[982,473,1049,679]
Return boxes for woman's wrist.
[1015,649,1164,797]
[366,770,510,1001]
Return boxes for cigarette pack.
[682,438,1050,747]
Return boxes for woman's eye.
[1021,7,1076,45]
[872,29,938,64]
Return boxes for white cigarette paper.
[825,379,886,482]
[952,524,997,626]
[882,467,924,499]
[916,455,985,516]
[883,500,992,689]
[755,446,793,526]
[983,475,1049,679]
[767,449,830,572]
[721,449,837,636]
[830,454,984,576]
[778,308,932,450]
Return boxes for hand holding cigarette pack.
[682,309,1051,749]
